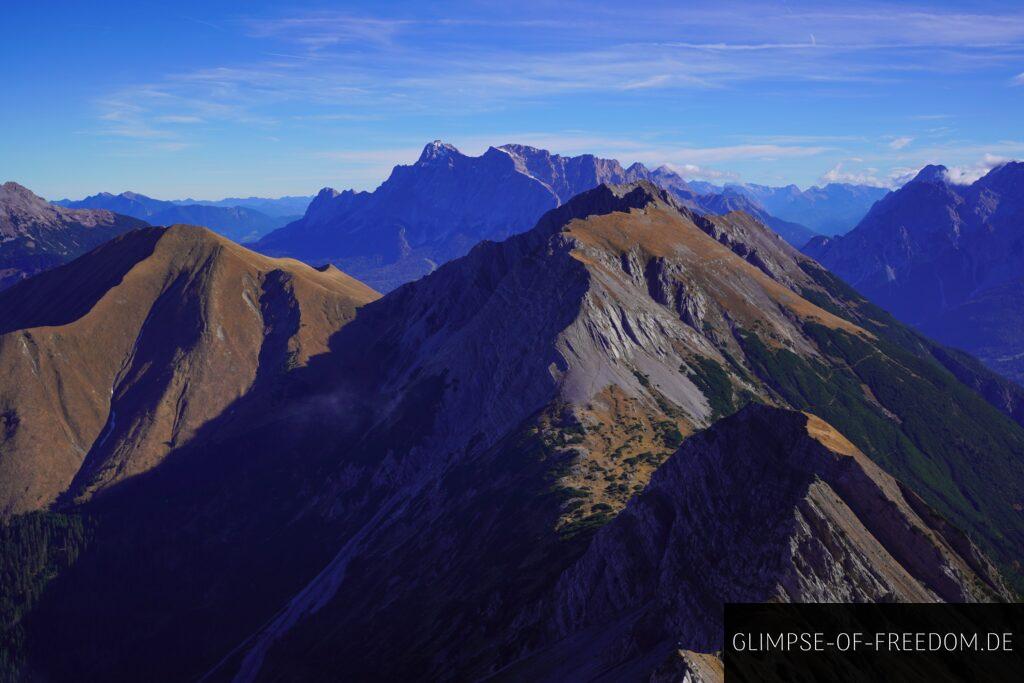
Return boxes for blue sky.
[3,0,1023,199]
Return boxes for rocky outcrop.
[0,181,147,289]
[494,406,1010,680]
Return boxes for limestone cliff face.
[252,143,817,291]
[0,225,377,514]
[0,181,147,290]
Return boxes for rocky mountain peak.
[417,139,461,164]
[538,180,675,230]
[910,164,949,184]
[0,181,46,206]
[315,186,341,200]
[975,160,1024,193]
[498,142,549,158]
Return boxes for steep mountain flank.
[494,406,1009,681]
[0,182,146,289]
[804,162,1024,381]
[3,183,1022,682]
[0,225,377,514]
[253,142,817,291]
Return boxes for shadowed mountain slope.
[1,183,1021,682]
[494,405,1009,681]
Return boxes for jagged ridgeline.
[1,182,1022,681]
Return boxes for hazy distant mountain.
[4,182,1020,680]
[254,141,818,291]
[731,182,890,235]
[171,195,313,217]
[56,191,297,242]
[0,182,146,289]
[695,187,820,248]
[804,162,1024,382]
[684,179,724,195]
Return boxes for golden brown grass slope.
[0,225,378,515]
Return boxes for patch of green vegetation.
[550,485,589,499]
[1,512,92,680]
[590,502,613,513]
[735,321,1024,590]
[655,420,683,448]
[681,357,736,421]
[559,511,613,541]
[562,499,585,513]
[633,370,687,420]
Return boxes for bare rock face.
[495,406,1010,681]
[0,225,377,514]
[0,181,148,289]
[649,650,724,683]
[252,144,818,292]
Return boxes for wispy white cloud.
[944,153,1012,184]
[244,14,412,50]
[155,115,205,124]
[820,162,887,187]
[888,136,913,150]
[1013,72,1024,85]
[91,2,1024,149]
[621,74,672,90]
[661,162,738,181]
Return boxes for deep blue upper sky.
[3,0,1023,199]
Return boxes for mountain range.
[55,191,303,243]
[168,195,313,217]
[0,182,147,290]
[805,162,1024,383]
[697,181,890,236]
[2,181,1022,681]
[253,142,828,292]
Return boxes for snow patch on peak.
[418,140,461,163]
